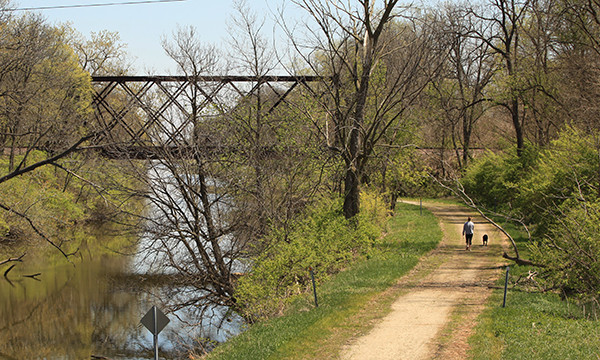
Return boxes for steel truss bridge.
[91,75,323,159]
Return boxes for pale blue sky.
[13,0,287,73]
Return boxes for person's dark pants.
[466,233,473,246]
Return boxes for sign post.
[309,267,318,307]
[503,266,510,308]
[141,306,170,360]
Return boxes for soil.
[340,200,509,360]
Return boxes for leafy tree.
[0,13,92,168]
[69,28,131,76]
[0,5,121,265]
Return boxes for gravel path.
[340,200,508,360]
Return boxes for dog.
[483,234,488,246]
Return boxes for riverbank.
[203,201,442,359]
[205,200,600,360]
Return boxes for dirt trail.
[341,200,508,360]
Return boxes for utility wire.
[4,0,186,11]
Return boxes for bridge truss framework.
[91,75,323,159]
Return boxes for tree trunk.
[342,31,374,220]
[462,112,471,168]
[343,158,360,219]
[512,98,524,156]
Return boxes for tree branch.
[0,201,77,261]
[0,253,25,266]
[429,173,539,266]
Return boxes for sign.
[141,306,170,360]
[141,306,170,335]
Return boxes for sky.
[12,0,289,74]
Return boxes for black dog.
[483,234,488,246]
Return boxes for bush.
[234,191,387,321]
[0,151,141,245]
[462,126,600,299]
[518,127,600,232]
[0,152,86,242]
[462,146,538,213]
[529,201,600,300]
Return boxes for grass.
[470,290,600,360]
[468,218,600,360]
[204,201,442,360]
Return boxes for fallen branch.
[3,264,16,278]
[0,253,25,266]
[0,201,77,261]
[23,273,41,280]
[430,173,541,266]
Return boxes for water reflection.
[0,233,243,359]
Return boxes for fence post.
[309,267,318,308]
[503,266,510,308]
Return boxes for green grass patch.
[469,217,600,360]
[205,202,442,360]
[470,290,600,360]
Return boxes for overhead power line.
[5,0,186,11]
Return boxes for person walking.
[462,217,474,251]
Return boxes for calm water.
[0,228,243,359]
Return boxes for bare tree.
[554,0,600,135]
[519,0,564,146]
[122,26,240,311]
[132,10,332,316]
[468,0,532,156]
[428,4,494,169]
[221,1,331,245]
[281,0,444,218]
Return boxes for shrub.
[529,200,600,300]
[518,127,600,232]
[462,126,600,299]
[234,191,387,321]
[0,151,140,244]
[462,146,538,213]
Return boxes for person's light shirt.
[463,221,474,235]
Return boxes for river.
[0,225,244,359]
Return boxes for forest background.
[1,0,600,357]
